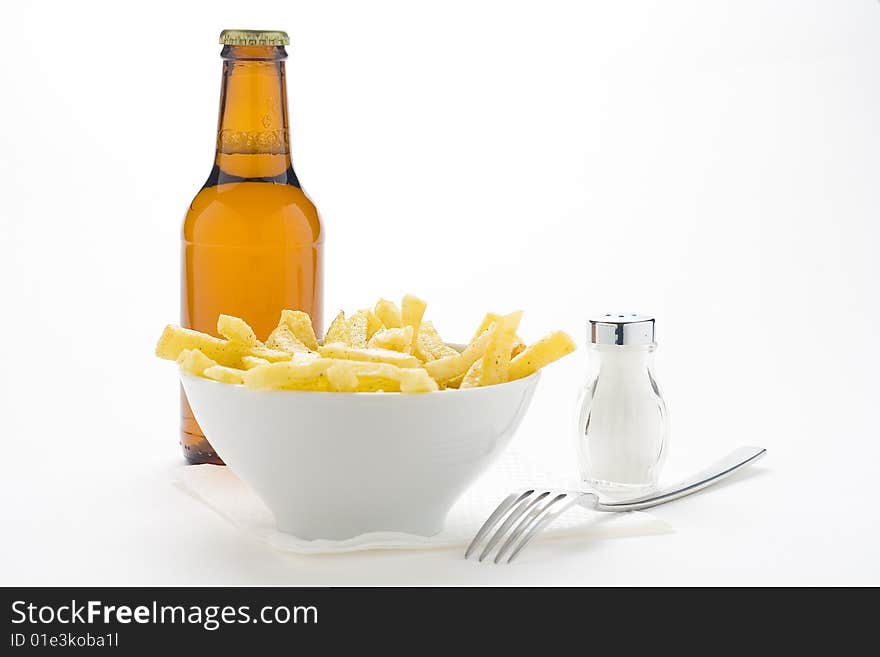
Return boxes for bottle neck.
[211,45,297,183]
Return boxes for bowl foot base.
[276,520,445,542]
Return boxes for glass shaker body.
[576,342,669,493]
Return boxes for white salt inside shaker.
[576,314,669,494]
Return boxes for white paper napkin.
[173,448,672,555]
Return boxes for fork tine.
[493,493,569,564]
[478,491,549,562]
[464,490,533,559]
[504,495,582,564]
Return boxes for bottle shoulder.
[183,182,322,245]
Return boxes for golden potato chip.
[374,298,402,328]
[278,309,319,350]
[367,326,414,353]
[415,320,458,361]
[479,310,523,386]
[323,310,369,348]
[347,310,369,348]
[217,314,262,347]
[324,311,348,344]
[509,331,576,381]
[318,342,422,368]
[362,309,384,340]
[266,323,311,354]
[177,348,218,376]
[203,365,246,385]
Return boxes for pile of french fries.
[155,294,575,393]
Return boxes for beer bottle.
[181,30,324,464]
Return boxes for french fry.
[368,326,414,353]
[246,346,294,362]
[331,361,437,393]
[245,358,436,393]
[266,323,311,354]
[157,300,575,392]
[424,329,492,384]
[509,331,576,381]
[244,346,292,362]
[156,325,291,368]
[318,342,422,368]
[290,351,320,363]
[244,360,335,391]
[398,368,439,393]
[278,309,319,350]
[473,312,525,358]
[401,294,427,354]
[471,312,501,343]
[249,351,316,369]
[374,298,402,328]
[241,355,271,370]
[157,326,238,365]
[177,349,218,376]
[350,378,400,392]
[415,320,458,361]
[479,311,523,386]
[203,365,246,385]
[332,362,405,392]
[459,357,483,389]
[217,314,262,347]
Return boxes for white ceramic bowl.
[181,371,540,540]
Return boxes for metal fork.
[466,446,766,564]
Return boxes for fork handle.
[594,446,766,512]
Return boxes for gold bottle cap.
[219,30,290,46]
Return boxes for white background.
[1,0,878,585]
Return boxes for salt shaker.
[576,313,669,494]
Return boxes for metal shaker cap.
[590,313,655,346]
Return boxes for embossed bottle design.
[180,30,324,464]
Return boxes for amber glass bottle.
[181,30,323,464]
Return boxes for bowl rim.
[179,368,541,397]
